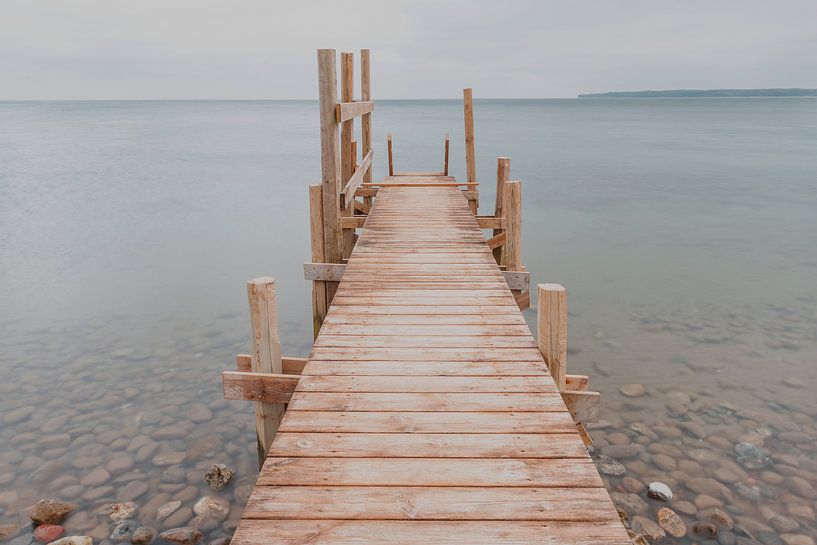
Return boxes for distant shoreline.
[578,88,817,98]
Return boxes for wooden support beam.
[340,149,373,210]
[537,283,567,391]
[476,216,504,229]
[246,278,285,467]
[355,187,378,198]
[364,182,478,188]
[494,157,511,264]
[514,290,530,310]
[485,231,506,250]
[561,390,599,423]
[222,371,299,404]
[443,133,450,176]
[304,262,346,282]
[503,270,530,291]
[309,185,329,338]
[317,49,343,301]
[354,199,371,215]
[236,354,307,375]
[335,100,374,123]
[236,353,252,372]
[341,215,367,228]
[387,133,394,176]
[361,49,372,185]
[340,52,355,260]
[576,422,593,446]
[462,190,479,200]
[566,374,589,391]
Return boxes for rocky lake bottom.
[1,290,815,545]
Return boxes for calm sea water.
[1,99,816,544]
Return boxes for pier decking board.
[233,181,629,544]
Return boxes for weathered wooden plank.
[303,262,346,282]
[300,361,548,376]
[340,148,373,209]
[308,347,545,361]
[312,335,538,348]
[336,100,375,123]
[504,270,530,291]
[341,215,367,228]
[244,486,620,521]
[233,520,632,545]
[562,390,600,423]
[287,392,566,411]
[296,375,557,394]
[259,458,604,487]
[279,410,578,433]
[223,371,299,403]
[270,432,588,458]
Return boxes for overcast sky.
[2,0,816,99]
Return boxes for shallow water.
[1,99,816,544]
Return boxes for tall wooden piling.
[537,283,567,391]
[308,185,327,337]
[443,133,450,176]
[463,88,478,214]
[494,157,511,263]
[317,49,342,302]
[361,49,372,185]
[246,277,285,467]
[340,52,355,259]
[387,133,394,176]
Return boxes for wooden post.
[309,185,327,338]
[387,133,394,176]
[503,180,522,272]
[443,133,450,176]
[340,52,355,259]
[317,49,342,302]
[538,283,567,391]
[493,157,511,264]
[361,49,372,185]
[246,277,285,468]
[463,88,478,213]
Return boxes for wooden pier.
[222,49,630,544]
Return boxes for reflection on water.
[1,99,816,544]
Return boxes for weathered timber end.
[221,48,630,544]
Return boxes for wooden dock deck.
[223,49,630,544]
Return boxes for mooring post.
[317,49,342,302]
[387,133,394,176]
[246,277,285,468]
[537,283,567,391]
[309,184,327,338]
[494,157,511,264]
[463,88,478,214]
[443,133,450,176]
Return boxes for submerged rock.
[47,537,92,545]
[110,520,137,543]
[159,528,202,545]
[657,507,686,538]
[132,527,156,545]
[202,464,235,491]
[647,482,673,502]
[30,499,73,525]
[620,384,646,397]
[34,525,65,543]
[96,502,138,522]
[192,497,230,521]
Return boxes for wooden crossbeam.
[335,100,374,123]
[363,182,478,188]
[355,187,378,198]
[486,231,506,250]
[340,149,373,210]
[354,199,371,214]
[561,390,599,423]
[503,270,530,291]
[341,216,367,229]
[476,216,505,229]
[304,263,346,282]
[565,374,589,391]
[236,354,306,375]
[222,371,299,404]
